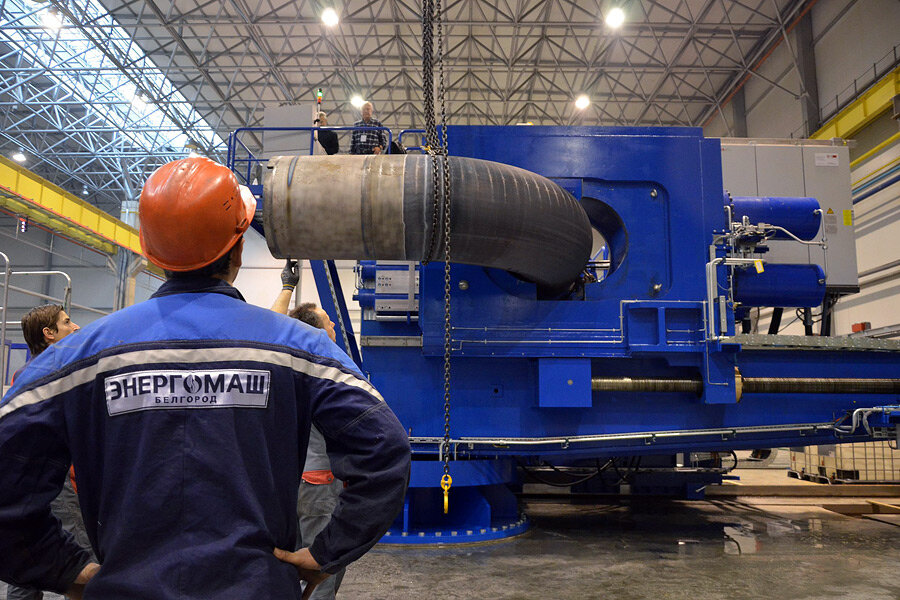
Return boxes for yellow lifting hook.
[440,474,452,514]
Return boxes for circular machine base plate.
[381,516,529,545]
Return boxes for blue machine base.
[381,516,529,545]
[382,459,528,545]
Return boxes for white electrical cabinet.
[720,138,859,293]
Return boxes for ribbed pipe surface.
[741,378,900,395]
[591,377,703,394]
[591,376,900,395]
[263,155,592,287]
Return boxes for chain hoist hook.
[423,0,453,513]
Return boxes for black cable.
[519,466,596,488]
[544,460,606,477]
[610,456,642,486]
[517,458,613,488]
[723,451,739,473]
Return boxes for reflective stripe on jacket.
[0,276,410,599]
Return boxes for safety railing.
[226,126,396,187]
[399,129,427,152]
[2,342,28,388]
[0,263,109,387]
[1,252,9,389]
[792,43,900,139]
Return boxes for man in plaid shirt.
[350,102,387,155]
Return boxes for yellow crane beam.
[812,65,900,141]
[0,156,142,256]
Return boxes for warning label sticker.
[815,153,839,167]
[843,209,854,226]
[824,211,838,234]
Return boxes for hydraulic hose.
[263,155,592,288]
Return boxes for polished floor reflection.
[3,491,898,599]
[342,496,900,600]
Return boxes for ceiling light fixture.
[42,8,63,32]
[605,7,626,29]
[350,95,365,108]
[321,8,339,27]
[131,93,147,111]
[184,141,202,158]
[575,95,591,110]
[12,150,26,163]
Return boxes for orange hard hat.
[139,157,256,271]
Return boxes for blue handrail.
[399,129,427,152]
[227,126,396,184]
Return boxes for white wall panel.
[704,113,733,139]
[833,140,900,333]
[232,226,362,334]
[704,1,899,140]
[745,67,805,138]
[813,0,900,116]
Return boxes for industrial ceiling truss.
[0,0,815,212]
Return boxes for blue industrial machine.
[228,126,900,544]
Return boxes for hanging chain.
[422,0,440,264]
[436,0,452,488]
[423,0,453,512]
[422,0,436,150]
[436,0,449,163]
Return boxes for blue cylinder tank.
[733,263,826,307]
[728,195,821,241]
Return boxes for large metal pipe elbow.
[263,155,592,287]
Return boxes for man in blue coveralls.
[0,157,411,599]
[288,303,345,600]
[6,305,92,600]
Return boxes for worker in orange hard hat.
[0,157,411,600]
[138,157,256,273]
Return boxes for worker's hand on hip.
[281,260,300,289]
[273,547,330,599]
[65,561,100,600]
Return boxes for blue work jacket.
[0,276,410,598]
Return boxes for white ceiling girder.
[0,0,812,213]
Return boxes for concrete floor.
[341,495,900,600]
[4,468,899,599]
